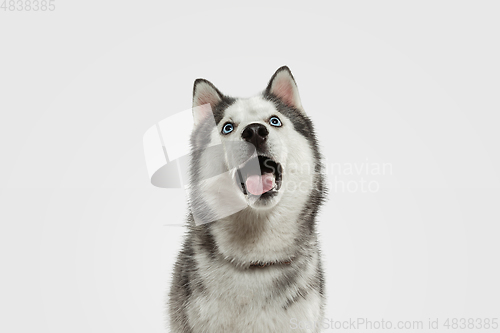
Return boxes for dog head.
[189,66,322,224]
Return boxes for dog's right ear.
[265,66,303,112]
[192,79,223,126]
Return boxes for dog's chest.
[186,260,322,332]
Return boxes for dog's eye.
[269,116,282,127]
[222,122,234,134]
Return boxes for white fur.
[187,248,322,332]
[180,96,322,332]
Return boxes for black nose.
[241,123,269,148]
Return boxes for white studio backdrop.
[1,1,499,332]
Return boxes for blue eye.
[222,122,234,134]
[269,116,282,127]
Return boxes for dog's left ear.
[192,78,224,126]
[265,66,303,111]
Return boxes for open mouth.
[235,155,282,197]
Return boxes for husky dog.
[168,66,326,332]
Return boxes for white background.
[1,1,499,332]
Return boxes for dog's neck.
[209,205,304,268]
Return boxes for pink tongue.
[246,173,274,195]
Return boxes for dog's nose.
[241,123,269,148]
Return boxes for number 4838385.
[1,0,56,11]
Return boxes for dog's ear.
[265,66,303,111]
[192,79,223,125]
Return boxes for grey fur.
[168,66,327,333]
